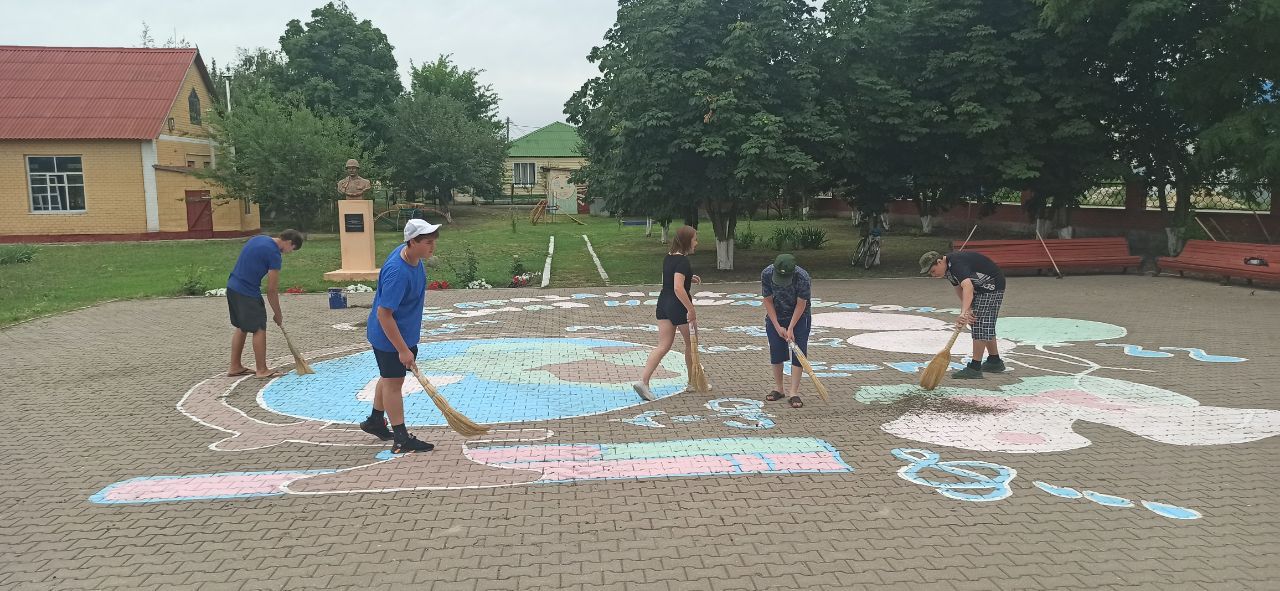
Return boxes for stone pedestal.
[324,200,380,281]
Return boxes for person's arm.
[375,268,417,369]
[265,269,283,325]
[377,307,416,370]
[786,298,808,339]
[958,279,975,326]
[763,296,786,339]
[673,272,696,323]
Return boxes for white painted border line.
[582,235,610,285]
[541,236,555,288]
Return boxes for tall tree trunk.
[436,187,454,223]
[704,199,738,270]
[1167,178,1193,255]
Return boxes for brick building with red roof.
[0,46,260,242]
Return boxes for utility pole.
[506,117,511,142]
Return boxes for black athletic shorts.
[226,289,267,333]
[655,297,689,327]
[373,346,419,379]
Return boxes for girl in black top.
[633,225,700,401]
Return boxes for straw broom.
[688,322,712,392]
[411,367,489,437]
[277,323,314,375]
[788,341,829,402]
[919,325,964,390]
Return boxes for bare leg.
[772,363,785,393]
[228,329,249,374]
[985,340,1000,359]
[789,359,803,397]
[677,324,693,379]
[382,377,407,426]
[251,329,270,376]
[640,321,677,386]
[970,338,984,366]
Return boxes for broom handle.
[1035,229,1063,278]
[944,325,963,350]
[960,225,977,250]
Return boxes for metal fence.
[1079,183,1127,208]
[1145,183,1272,212]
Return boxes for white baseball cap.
[403,218,441,241]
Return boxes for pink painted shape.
[732,455,773,472]
[995,431,1048,445]
[467,444,602,464]
[536,456,737,480]
[763,452,850,472]
[102,473,298,502]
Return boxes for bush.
[735,229,758,250]
[0,244,38,265]
[451,246,482,286]
[509,254,527,277]
[178,265,210,296]
[795,226,829,249]
[768,226,799,251]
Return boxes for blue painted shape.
[619,410,667,428]
[731,300,763,306]
[1083,490,1134,508]
[892,448,1016,502]
[375,450,396,461]
[707,398,776,430]
[1141,500,1202,520]
[671,415,705,423]
[887,362,928,374]
[571,293,600,299]
[1033,481,1083,499]
[1097,343,1174,358]
[836,303,862,309]
[604,300,642,307]
[1159,347,1247,363]
[259,338,687,427]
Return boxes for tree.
[387,93,507,220]
[1040,0,1254,252]
[278,1,403,152]
[567,0,824,270]
[198,91,375,231]
[409,55,503,133]
[817,0,1114,236]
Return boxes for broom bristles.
[279,325,315,375]
[790,343,829,402]
[413,369,489,436]
[688,326,712,392]
[919,327,964,391]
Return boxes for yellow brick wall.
[165,64,217,139]
[502,157,587,192]
[0,140,147,236]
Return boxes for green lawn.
[0,206,951,326]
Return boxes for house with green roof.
[501,122,587,214]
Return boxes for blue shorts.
[373,346,418,379]
[765,315,811,365]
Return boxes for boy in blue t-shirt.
[761,254,812,408]
[360,219,440,454]
[226,229,303,379]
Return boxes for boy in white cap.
[360,218,440,453]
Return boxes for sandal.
[765,391,785,402]
[788,396,804,409]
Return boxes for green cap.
[772,254,797,287]
[919,251,942,274]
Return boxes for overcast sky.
[1,0,617,137]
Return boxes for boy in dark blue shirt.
[226,229,303,378]
[920,250,1007,379]
[762,254,813,408]
[360,219,440,454]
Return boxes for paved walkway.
[1,275,1277,590]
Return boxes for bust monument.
[336,159,372,200]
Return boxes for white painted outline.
[582,234,610,284]
[541,236,554,288]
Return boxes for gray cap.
[918,251,943,274]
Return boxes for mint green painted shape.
[596,437,833,460]
[507,122,583,157]
[998,317,1127,345]
[855,376,1195,407]
[420,339,685,388]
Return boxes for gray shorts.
[971,290,1004,341]
[226,289,267,333]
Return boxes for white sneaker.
[632,383,655,401]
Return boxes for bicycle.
[851,212,884,270]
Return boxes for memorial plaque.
[344,213,365,233]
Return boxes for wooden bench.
[950,237,1141,274]
[1156,239,1280,285]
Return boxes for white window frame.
[513,162,537,186]
[27,155,86,213]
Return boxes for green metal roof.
[508,122,583,158]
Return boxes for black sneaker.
[391,435,435,454]
[981,358,1006,373]
[951,366,984,379]
[359,418,393,441]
